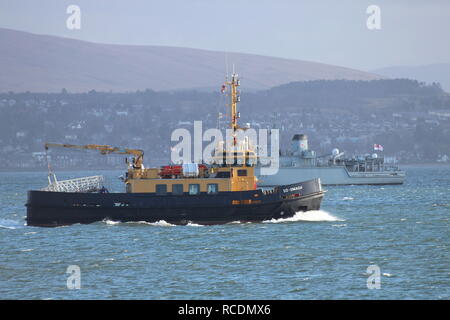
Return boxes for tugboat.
[26,73,324,227]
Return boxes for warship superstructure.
[257,134,405,186]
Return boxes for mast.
[225,71,241,145]
[214,69,256,167]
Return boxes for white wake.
[263,210,344,223]
[0,219,25,229]
[103,219,177,226]
[102,219,121,225]
[101,211,343,227]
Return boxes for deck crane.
[44,143,145,169]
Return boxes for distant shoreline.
[399,163,450,168]
[1,163,449,173]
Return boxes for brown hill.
[0,28,382,92]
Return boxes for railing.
[42,175,104,193]
[261,187,277,195]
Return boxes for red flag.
[220,84,226,93]
[374,144,384,151]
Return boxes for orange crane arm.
[44,143,144,168]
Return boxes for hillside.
[244,79,448,114]
[0,79,449,168]
[372,63,450,93]
[0,28,382,92]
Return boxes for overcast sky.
[1,0,449,71]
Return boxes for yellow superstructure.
[125,165,256,193]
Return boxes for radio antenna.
[225,53,229,80]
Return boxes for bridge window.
[172,184,183,195]
[156,184,167,195]
[207,184,218,194]
[237,169,247,176]
[216,171,231,178]
[189,184,200,195]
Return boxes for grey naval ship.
[257,134,405,186]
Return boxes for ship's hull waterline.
[257,166,405,186]
[26,179,324,227]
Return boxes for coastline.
[1,162,449,173]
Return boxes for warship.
[256,134,405,186]
[26,73,324,227]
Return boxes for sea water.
[0,166,448,299]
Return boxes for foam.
[146,220,176,227]
[0,219,25,229]
[263,210,344,223]
[102,219,121,225]
[186,222,204,227]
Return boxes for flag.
[374,144,384,151]
[220,84,227,93]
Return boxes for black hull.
[26,179,324,227]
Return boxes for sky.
[0,0,449,71]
